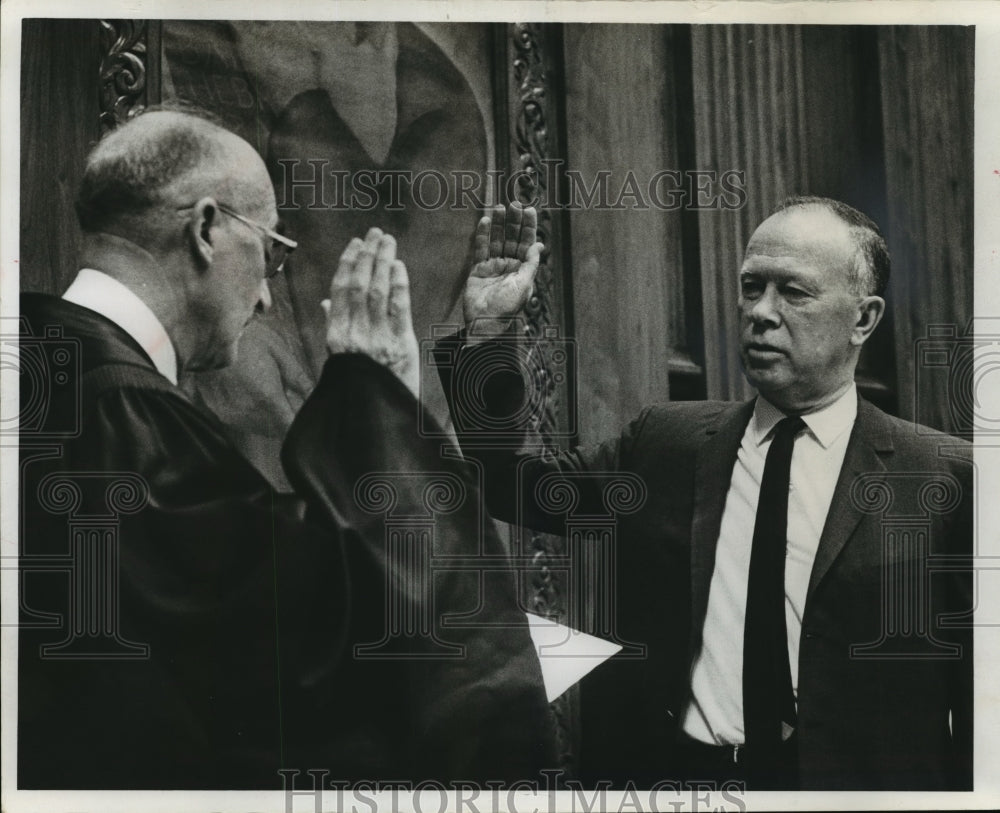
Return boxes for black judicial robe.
[17,293,555,789]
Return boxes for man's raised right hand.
[462,203,544,344]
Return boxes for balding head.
[76,109,272,241]
[74,110,279,375]
[774,196,890,298]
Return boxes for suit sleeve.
[433,332,651,534]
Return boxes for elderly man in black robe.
[17,110,554,789]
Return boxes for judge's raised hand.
[323,228,420,398]
[463,203,544,344]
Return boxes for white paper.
[524,613,622,702]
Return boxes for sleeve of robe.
[18,351,555,789]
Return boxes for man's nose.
[747,286,780,327]
[256,278,273,314]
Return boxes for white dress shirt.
[680,384,858,745]
[62,268,178,384]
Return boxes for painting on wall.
[153,21,499,488]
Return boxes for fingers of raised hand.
[348,227,382,307]
[368,233,396,323]
[389,260,420,396]
[504,201,523,258]
[328,237,364,323]
[473,215,491,264]
[518,206,538,261]
[388,260,414,336]
[488,204,506,258]
[327,229,395,353]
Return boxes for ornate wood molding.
[512,23,557,353]
[508,22,566,619]
[505,21,579,773]
[99,20,149,133]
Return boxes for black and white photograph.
[1,1,998,811]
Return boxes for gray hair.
[75,108,249,234]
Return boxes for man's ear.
[851,295,886,347]
[187,197,219,270]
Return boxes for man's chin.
[742,366,790,398]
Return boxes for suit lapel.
[806,398,894,602]
[689,401,755,646]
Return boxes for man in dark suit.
[439,198,972,790]
[17,110,555,789]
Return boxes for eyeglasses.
[216,203,298,279]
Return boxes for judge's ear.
[850,295,886,347]
[186,197,219,270]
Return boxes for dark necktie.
[743,415,805,765]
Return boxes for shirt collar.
[62,268,178,384]
[751,383,858,450]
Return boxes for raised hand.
[323,228,420,397]
[463,203,544,342]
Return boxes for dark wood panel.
[691,25,894,406]
[799,25,897,412]
[878,26,974,432]
[20,19,102,295]
[563,23,681,444]
[690,25,751,403]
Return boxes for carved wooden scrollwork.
[510,22,565,618]
[99,20,148,133]
[512,23,556,343]
[506,22,579,772]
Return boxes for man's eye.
[783,285,809,299]
[740,279,763,297]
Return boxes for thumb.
[321,298,331,318]
[520,241,544,284]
